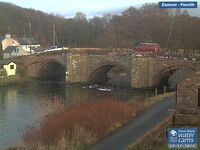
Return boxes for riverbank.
[7,92,174,150]
[21,99,135,150]
[0,76,25,87]
[143,92,174,110]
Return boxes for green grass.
[143,92,175,109]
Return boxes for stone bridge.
[8,48,200,89]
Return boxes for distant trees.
[0,2,200,50]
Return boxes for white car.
[44,46,68,52]
[133,53,143,57]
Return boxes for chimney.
[5,34,11,38]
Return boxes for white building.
[0,34,20,59]
[0,60,17,76]
[0,34,19,50]
[3,46,29,59]
[16,38,40,54]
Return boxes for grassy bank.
[9,92,174,150]
[0,76,24,86]
[143,92,175,110]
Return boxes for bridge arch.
[87,61,131,87]
[27,58,66,82]
[153,64,196,89]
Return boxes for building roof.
[3,46,19,53]
[0,59,15,65]
[16,38,39,45]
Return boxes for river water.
[0,82,154,149]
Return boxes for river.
[0,82,154,149]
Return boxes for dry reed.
[24,98,142,149]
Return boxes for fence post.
[163,85,166,93]
[155,88,158,96]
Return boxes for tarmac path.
[88,96,175,150]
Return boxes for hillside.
[0,2,66,47]
[0,2,200,49]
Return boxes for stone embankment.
[127,116,171,150]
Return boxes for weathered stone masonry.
[174,71,200,126]
[7,48,200,88]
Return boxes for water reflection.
[0,82,153,148]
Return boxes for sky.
[1,0,200,17]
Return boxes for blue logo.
[159,1,198,8]
[168,128,198,149]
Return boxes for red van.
[136,43,160,52]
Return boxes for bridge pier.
[65,50,132,87]
[131,58,154,88]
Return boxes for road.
[87,96,175,150]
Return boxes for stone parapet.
[127,117,171,150]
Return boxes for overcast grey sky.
[2,0,155,11]
[1,0,200,17]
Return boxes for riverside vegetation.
[23,98,137,150]
[0,75,24,86]
[10,92,174,150]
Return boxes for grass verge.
[144,92,175,109]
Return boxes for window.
[10,65,14,69]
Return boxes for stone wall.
[174,113,200,126]
[130,57,200,89]
[127,117,171,150]
[25,54,67,79]
[177,71,200,111]
[131,58,152,88]
[66,51,132,85]
[173,71,200,126]
[66,53,89,83]
[6,49,200,88]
